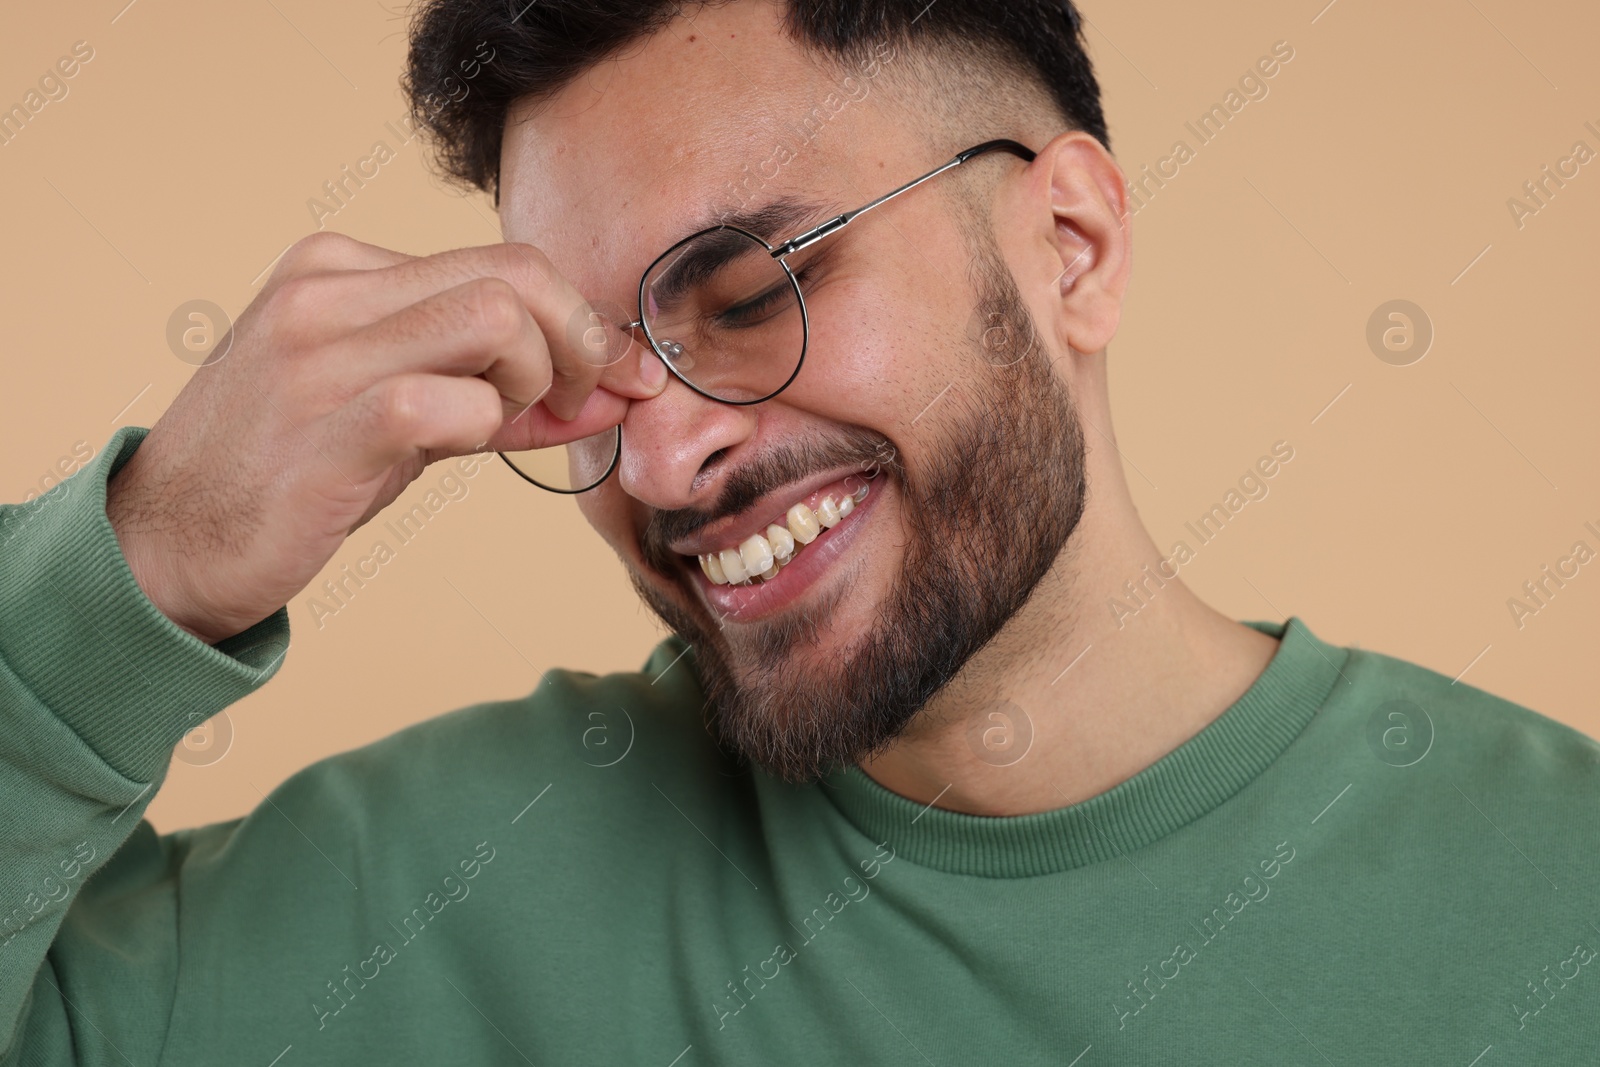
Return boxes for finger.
[324,278,554,411]
[333,373,504,484]
[300,243,620,421]
[488,381,632,454]
[266,231,415,290]
[590,319,670,402]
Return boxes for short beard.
[630,247,1088,783]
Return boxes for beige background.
[2,0,1595,832]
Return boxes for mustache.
[639,427,898,570]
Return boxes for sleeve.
[0,427,290,1064]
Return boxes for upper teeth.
[740,534,774,577]
[816,497,842,528]
[698,483,870,586]
[766,524,796,562]
[788,502,821,545]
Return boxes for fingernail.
[640,345,668,393]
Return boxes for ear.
[1022,131,1131,356]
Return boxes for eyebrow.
[704,196,833,246]
[646,196,833,307]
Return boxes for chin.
[727,559,890,680]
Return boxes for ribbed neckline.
[820,617,1347,878]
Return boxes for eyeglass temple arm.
[769,139,1037,258]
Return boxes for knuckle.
[281,230,355,275]
[463,278,526,345]
[372,377,429,437]
[264,275,322,324]
[494,243,555,297]
[549,354,588,384]
[466,379,504,433]
[254,279,326,354]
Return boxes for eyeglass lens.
[641,226,806,404]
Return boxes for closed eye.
[716,261,821,328]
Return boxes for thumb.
[597,329,670,401]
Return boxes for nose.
[616,373,758,510]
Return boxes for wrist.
[105,455,231,646]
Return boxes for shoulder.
[359,636,710,761]
[1336,644,1600,787]
[195,636,745,862]
[1282,641,1600,909]
[134,640,755,1047]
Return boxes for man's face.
[500,2,1087,780]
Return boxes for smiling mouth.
[692,481,873,586]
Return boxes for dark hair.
[403,0,1109,201]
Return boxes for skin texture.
[500,2,1278,812]
[106,239,667,646]
[107,0,1278,817]
[627,240,1091,784]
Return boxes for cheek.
[795,283,961,429]
[577,489,633,555]
[808,323,891,394]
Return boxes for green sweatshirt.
[3,426,1598,1066]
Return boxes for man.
[1,0,1595,1063]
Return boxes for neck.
[857,401,1280,817]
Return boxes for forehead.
[497,1,919,300]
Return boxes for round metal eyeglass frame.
[500,138,1038,494]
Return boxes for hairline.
[494,16,1076,203]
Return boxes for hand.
[105,232,665,644]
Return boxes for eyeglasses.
[499,138,1037,494]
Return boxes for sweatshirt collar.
[819,618,1346,878]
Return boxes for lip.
[691,477,883,623]
[668,468,875,558]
